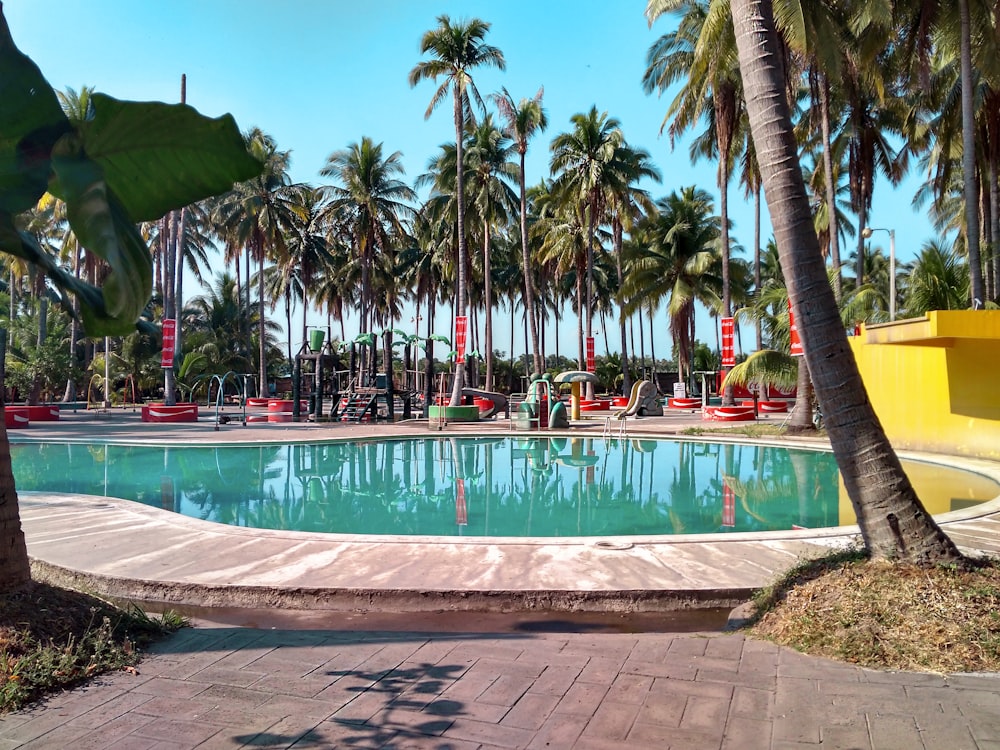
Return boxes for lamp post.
[862,226,896,321]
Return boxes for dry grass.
[748,550,1000,673]
[0,582,184,712]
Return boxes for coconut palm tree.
[319,137,416,339]
[730,0,962,564]
[549,107,626,395]
[409,15,505,406]
[212,129,304,392]
[492,86,548,375]
[464,115,518,390]
[622,186,721,388]
[901,240,970,316]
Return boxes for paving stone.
[605,672,654,704]
[130,695,207,721]
[721,716,772,750]
[59,712,157,750]
[499,692,561,731]
[818,723,872,749]
[577,656,628,685]
[131,676,213,699]
[103,738,164,749]
[477,673,533,707]
[681,694,730,732]
[442,716,535,747]
[635,691,686,727]
[64,690,156,729]
[668,637,710,657]
[364,705,455,737]
[627,720,723,748]
[525,713,587,749]
[729,685,774,719]
[866,712,925,750]
[704,635,747,660]
[130,716,226,745]
[528,665,583,697]
[579,699,639,741]
[552,681,610,716]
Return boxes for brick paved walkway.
[1,626,998,749]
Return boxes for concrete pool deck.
[12,406,1000,615]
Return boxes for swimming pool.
[11,436,999,538]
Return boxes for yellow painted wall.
[848,311,1000,460]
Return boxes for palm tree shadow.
[230,661,471,747]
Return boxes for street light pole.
[862,226,896,321]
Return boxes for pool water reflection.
[10,437,998,538]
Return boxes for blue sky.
[8,1,938,360]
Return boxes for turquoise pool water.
[10,437,998,538]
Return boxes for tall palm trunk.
[960,0,986,305]
[719,155,734,406]
[584,196,597,400]
[753,186,762,350]
[449,86,469,407]
[483,227,494,390]
[731,0,961,564]
[819,74,842,299]
[518,151,542,374]
[256,236,267,392]
[173,207,187,390]
[0,420,30,590]
[614,220,631,395]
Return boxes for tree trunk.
[258,246,267,391]
[449,84,468,407]
[819,74,842,300]
[173,207,188,384]
[731,0,962,564]
[754,186,762,350]
[718,141,734,406]
[519,151,542,374]
[615,220,631,395]
[584,195,596,400]
[960,0,986,305]
[0,419,30,590]
[788,356,814,430]
[483,228,494,391]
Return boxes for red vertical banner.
[721,317,735,367]
[722,484,736,528]
[455,315,468,365]
[161,319,176,368]
[455,479,467,526]
[586,336,595,373]
[788,301,803,356]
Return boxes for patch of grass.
[680,424,813,438]
[0,582,187,713]
[746,550,1000,673]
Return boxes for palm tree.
[730,0,962,564]
[493,86,548,375]
[550,106,625,395]
[464,115,518,390]
[622,187,720,388]
[409,15,505,406]
[319,137,416,340]
[901,240,970,317]
[606,142,659,394]
[212,129,304,392]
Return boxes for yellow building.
[849,310,1000,461]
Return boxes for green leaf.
[49,148,152,328]
[0,212,137,336]
[0,10,71,214]
[65,93,261,222]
